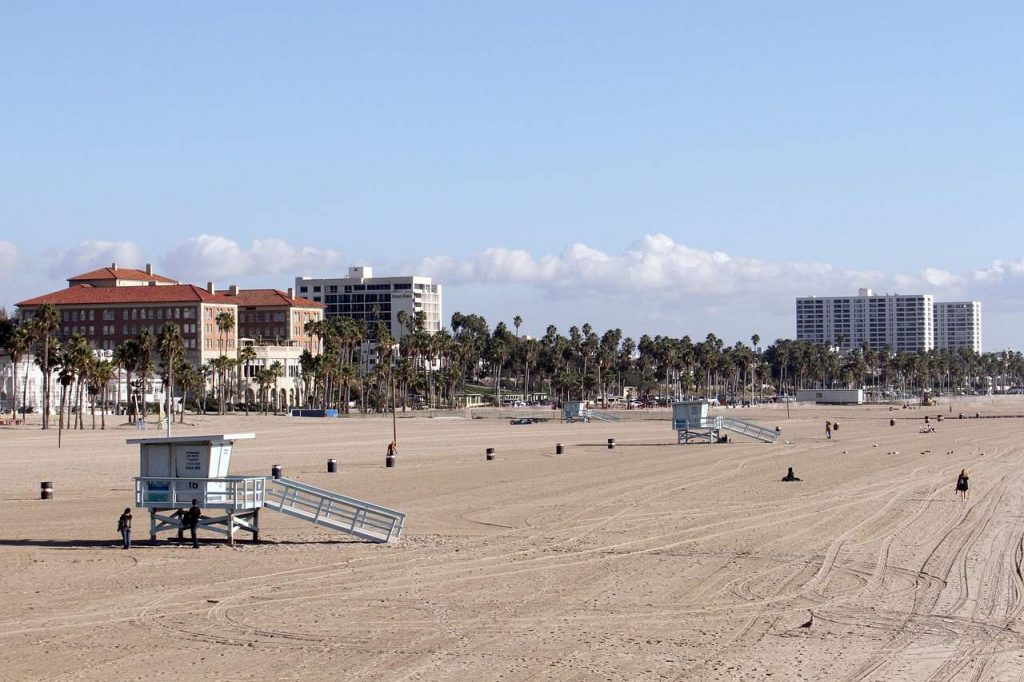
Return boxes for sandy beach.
[2,398,1023,681]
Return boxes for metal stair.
[263,477,406,543]
[720,417,778,443]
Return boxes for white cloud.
[162,234,343,282]
[47,240,145,279]
[417,235,1024,308]
[416,234,906,299]
[0,241,19,280]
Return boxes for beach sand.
[1,399,1022,680]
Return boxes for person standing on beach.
[184,499,202,548]
[387,441,397,457]
[955,469,969,501]
[825,420,832,440]
[117,507,132,549]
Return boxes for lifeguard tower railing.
[673,416,722,431]
[134,476,267,510]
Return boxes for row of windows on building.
[62,307,199,323]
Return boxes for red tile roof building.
[67,262,179,288]
[216,286,323,354]
[16,283,239,364]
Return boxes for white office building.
[796,289,935,354]
[295,266,443,339]
[934,301,982,353]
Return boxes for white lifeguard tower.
[132,433,266,545]
[673,401,719,443]
[131,433,407,545]
[563,401,591,423]
[672,401,779,444]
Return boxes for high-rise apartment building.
[796,288,935,354]
[295,266,443,338]
[933,301,982,353]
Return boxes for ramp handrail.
[264,477,406,543]
[720,417,778,443]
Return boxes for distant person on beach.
[781,467,801,482]
[825,420,832,440]
[387,441,397,457]
[955,469,969,501]
[184,499,202,548]
[117,507,132,549]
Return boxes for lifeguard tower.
[131,433,406,545]
[133,433,266,544]
[563,401,591,423]
[673,401,720,443]
[672,401,779,444]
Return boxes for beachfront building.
[216,286,324,354]
[796,289,935,354]
[295,266,443,339]
[934,301,982,353]
[0,353,53,416]
[67,262,179,288]
[213,286,324,410]
[15,282,240,365]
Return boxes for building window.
[299,286,308,293]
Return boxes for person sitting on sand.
[955,469,969,501]
[781,467,801,482]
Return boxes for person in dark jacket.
[955,469,969,501]
[117,507,133,549]
[781,467,802,482]
[183,499,202,548]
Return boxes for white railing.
[673,417,722,431]
[134,476,267,510]
[720,417,778,443]
[264,477,406,543]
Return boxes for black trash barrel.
[271,465,282,479]
[327,459,337,473]
[40,481,53,500]
[386,454,396,468]
[607,438,615,449]
[486,448,495,461]
[556,443,564,455]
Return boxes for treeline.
[3,304,1023,427]
[296,310,1024,411]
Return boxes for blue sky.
[2,3,1022,348]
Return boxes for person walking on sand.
[825,420,832,440]
[117,507,133,549]
[955,469,969,501]
[184,499,202,548]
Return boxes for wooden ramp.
[263,477,406,543]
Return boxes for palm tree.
[236,344,258,415]
[8,324,31,421]
[33,304,60,429]
[157,323,185,430]
[91,360,115,430]
[215,311,236,412]
[268,360,284,413]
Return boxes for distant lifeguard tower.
[672,401,779,444]
[563,401,590,423]
[131,433,406,545]
[673,401,719,443]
